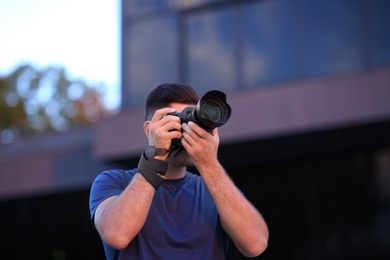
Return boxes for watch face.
[145,146,156,159]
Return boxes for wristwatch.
[144,145,170,159]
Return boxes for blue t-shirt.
[89,169,229,260]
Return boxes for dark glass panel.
[187,7,236,95]
[242,0,298,88]
[124,16,178,107]
[368,0,390,67]
[301,0,365,77]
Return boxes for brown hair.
[144,83,199,120]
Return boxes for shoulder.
[90,168,137,218]
[92,168,136,190]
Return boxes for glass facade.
[187,7,237,95]
[241,0,298,87]
[123,15,178,107]
[300,0,366,77]
[122,0,390,108]
[369,0,390,67]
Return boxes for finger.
[166,129,183,140]
[210,127,219,137]
[181,123,197,140]
[181,131,196,152]
[187,121,200,133]
[150,107,175,123]
[149,110,181,135]
[150,121,182,146]
[182,129,195,146]
[187,122,209,139]
[160,120,182,133]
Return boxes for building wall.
[0,127,116,258]
[114,0,390,258]
[1,0,390,258]
[95,67,390,161]
[121,0,390,109]
[0,127,110,200]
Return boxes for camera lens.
[200,103,222,122]
[167,90,231,154]
[193,90,231,132]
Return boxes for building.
[1,0,390,259]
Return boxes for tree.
[0,64,110,144]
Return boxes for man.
[89,83,268,259]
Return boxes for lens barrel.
[191,90,231,132]
[165,90,231,131]
[165,90,231,153]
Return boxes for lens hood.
[194,90,231,132]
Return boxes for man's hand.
[182,122,269,258]
[146,108,182,151]
[181,121,219,168]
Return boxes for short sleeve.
[89,169,135,227]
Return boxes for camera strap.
[137,152,168,190]
[168,144,184,157]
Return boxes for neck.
[164,164,187,180]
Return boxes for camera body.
[166,90,231,133]
[165,90,232,152]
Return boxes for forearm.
[95,173,155,249]
[198,162,269,257]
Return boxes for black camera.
[167,90,232,132]
[165,90,232,154]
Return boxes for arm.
[94,173,155,249]
[94,107,183,249]
[181,122,269,257]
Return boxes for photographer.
[89,83,268,259]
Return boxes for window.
[300,0,365,77]
[368,0,390,67]
[124,0,170,16]
[122,0,390,108]
[241,0,298,88]
[186,7,237,95]
[123,16,179,107]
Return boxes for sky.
[0,0,120,110]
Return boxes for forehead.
[169,102,195,112]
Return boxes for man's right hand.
[144,107,182,158]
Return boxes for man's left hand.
[181,122,219,167]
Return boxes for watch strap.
[155,147,169,156]
[145,146,170,159]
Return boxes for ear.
[143,121,151,138]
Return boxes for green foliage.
[0,64,109,144]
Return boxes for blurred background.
[1,0,390,259]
